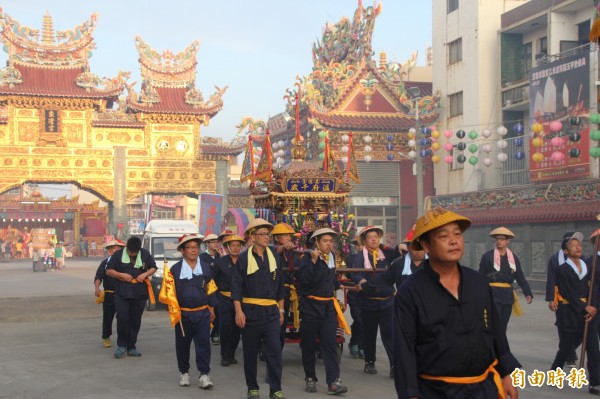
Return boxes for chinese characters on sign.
[511,367,588,390]
[44,109,59,133]
[284,178,336,193]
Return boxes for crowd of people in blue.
[92,207,600,398]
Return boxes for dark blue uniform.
[478,250,533,333]
[201,251,221,342]
[550,259,600,387]
[350,246,398,371]
[94,257,116,340]
[213,254,241,362]
[106,248,157,351]
[231,248,285,395]
[394,260,521,398]
[170,259,219,375]
[296,253,342,385]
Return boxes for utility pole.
[409,87,424,217]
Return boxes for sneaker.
[565,361,578,369]
[349,345,360,359]
[305,378,317,393]
[114,346,127,359]
[327,378,348,395]
[211,336,220,345]
[102,338,112,348]
[364,362,377,374]
[590,385,600,395]
[358,349,365,359]
[247,390,260,399]
[179,372,190,387]
[127,348,142,357]
[221,356,230,367]
[229,356,238,364]
[199,374,213,389]
[269,391,286,399]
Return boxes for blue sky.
[0,1,431,141]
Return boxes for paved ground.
[0,258,595,398]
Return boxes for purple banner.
[197,194,224,236]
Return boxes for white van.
[142,219,200,310]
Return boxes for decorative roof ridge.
[135,36,199,88]
[0,8,98,68]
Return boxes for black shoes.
[364,362,377,374]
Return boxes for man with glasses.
[106,236,157,359]
[232,218,287,399]
[479,227,533,333]
[168,233,218,389]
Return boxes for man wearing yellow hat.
[394,207,520,399]
[296,228,349,395]
[213,234,245,367]
[347,225,399,376]
[231,218,287,399]
[94,239,126,348]
[479,227,533,334]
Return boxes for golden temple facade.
[0,8,227,204]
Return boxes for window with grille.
[448,91,463,118]
[448,38,462,64]
[447,0,458,13]
[448,147,464,171]
[523,42,532,74]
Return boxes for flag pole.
[580,233,600,368]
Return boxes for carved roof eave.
[201,143,246,155]
[126,99,223,117]
[308,104,439,131]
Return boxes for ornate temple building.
[0,8,229,245]
[267,2,440,242]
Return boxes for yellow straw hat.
[222,234,245,245]
[410,207,471,251]
[489,227,515,239]
[272,223,296,235]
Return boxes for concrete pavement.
[0,258,595,398]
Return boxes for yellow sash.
[181,305,210,312]
[219,291,232,297]
[420,359,505,399]
[306,295,351,335]
[95,289,114,304]
[285,283,300,329]
[242,297,278,307]
[130,278,156,304]
[489,282,522,317]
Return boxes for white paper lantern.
[341,145,349,153]
[483,158,493,167]
[482,143,492,153]
[408,128,417,135]
[272,142,279,150]
[363,135,372,143]
[341,134,349,143]
[278,140,285,147]
[408,139,416,148]
[341,156,349,163]
[482,129,491,138]
[497,126,508,136]
[364,155,372,162]
[496,139,507,149]
[497,152,508,162]
[278,149,285,157]
[408,150,417,159]
[364,145,372,153]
